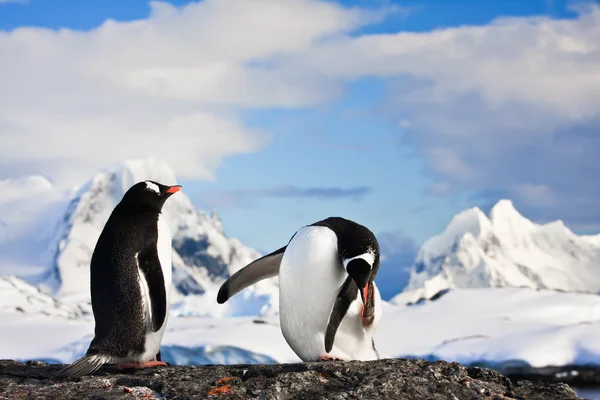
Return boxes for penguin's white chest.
[135,214,173,361]
[156,214,173,301]
[278,226,377,361]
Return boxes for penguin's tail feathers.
[53,354,111,381]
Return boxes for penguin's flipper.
[325,276,358,353]
[53,354,109,381]
[138,246,167,332]
[217,246,286,304]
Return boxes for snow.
[3,284,600,371]
[488,200,536,246]
[379,288,600,369]
[0,277,295,365]
[398,199,600,304]
[0,275,83,319]
[419,207,493,260]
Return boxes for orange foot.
[116,361,168,370]
[318,355,344,362]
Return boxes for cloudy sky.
[1,0,599,297]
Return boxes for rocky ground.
[0,358,582,399]
[504,365,600,390]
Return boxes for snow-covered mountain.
[393,200,600,304]
[0,275,83,319]
[0,158,278,317]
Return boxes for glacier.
[394,199,600,304]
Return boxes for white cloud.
[286,7,600,118]
[0,0,379,186]
[1,0,599,228]
[273,4,600,226]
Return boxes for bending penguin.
[54,180,182,380]
[217,217,382,362]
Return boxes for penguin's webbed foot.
[318,355,344,362]
[138,361,168,368]
[116,361,168,370]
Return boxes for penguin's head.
[343,252,378,304]
[121,180,182,212]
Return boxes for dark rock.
[429,288,451,302]
[173,237,229,281]
[407,288,452,306]
[504,365,600,389]
[0,358,582,399]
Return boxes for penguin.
[217,217,382,362]
[54,180,182,380]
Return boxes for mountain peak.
[453,207,491,234]
[489,199,535,242]
[490,199,525,223]
[419,206,491,259]
[397,198,600,304]
[118,158,179,189]
[210,209,225,235]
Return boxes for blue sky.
[1,0,599,299]
[0,0,580,31]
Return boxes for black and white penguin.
[217,217,382,362]
[54,180,182,380]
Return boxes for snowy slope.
[0,158,278,317]
[3,287,600,372]
[379,288,600,370]
[0,275,83,319]
[394,200,600,304]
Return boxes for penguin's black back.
[87,201,166,359]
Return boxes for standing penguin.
[54,180,181,380]
[217,217,382,362]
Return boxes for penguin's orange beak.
[362,284,369,305]
[361,281,375,327]
[166,185,182,194]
